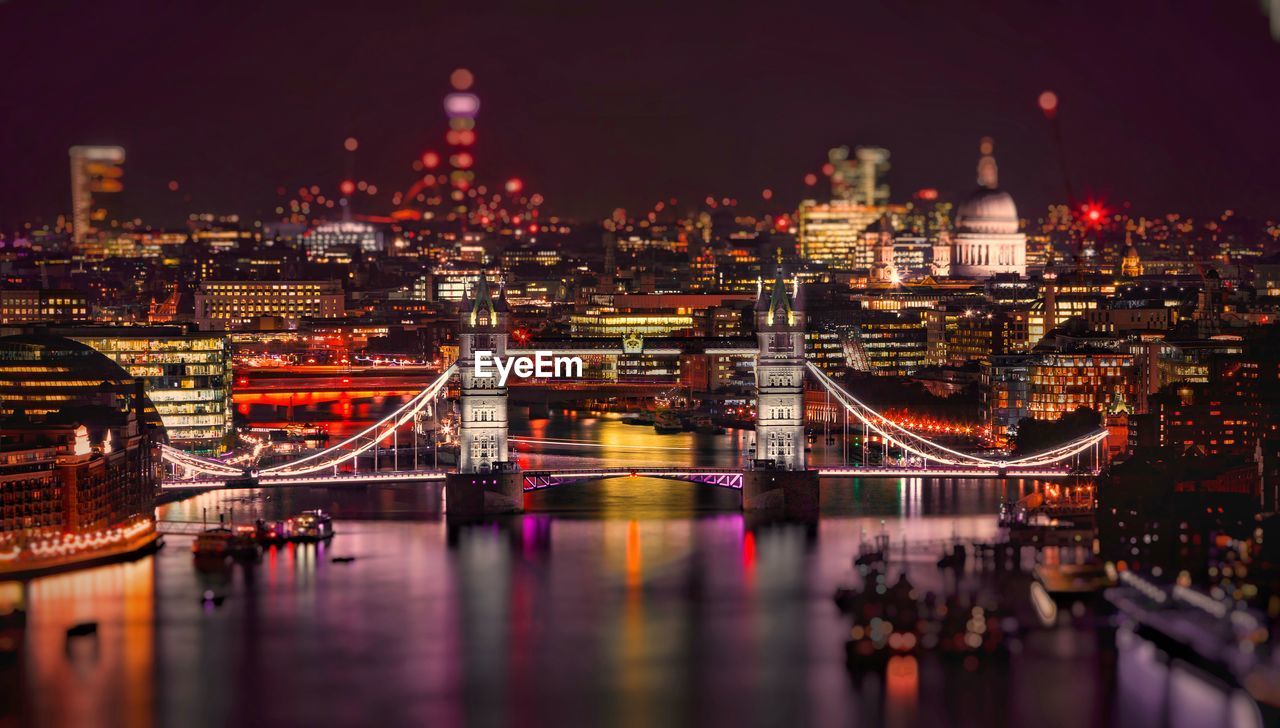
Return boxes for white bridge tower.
[753,273,806,471]
[457,278,510,473]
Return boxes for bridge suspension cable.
[160,365,457,477]
[159,443,244,476]
[805,362,1106,468]
[258,364,456,475]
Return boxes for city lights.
[2,5,1278,727]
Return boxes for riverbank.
[0,527,161,582]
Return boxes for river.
[0,404,1263,727]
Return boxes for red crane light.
[1038,90,1058,118]
[1080,201,1108,228]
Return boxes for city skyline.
[3,4,1280,725]
[4,1,1280,229]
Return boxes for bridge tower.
[743,272,818,518]
[753,273,806,471]
[447,277,524,517]
[457,278,510,473]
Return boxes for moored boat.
[193,526,261,561]
[287,510,334,542]
[653,411,683,434]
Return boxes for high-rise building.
[828,146,890,206]
[796,199,885,268]
[68,145,125,251]
[60,327,234,454]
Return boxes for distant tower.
[829,145,891,206]
[872,215,896,283]
[931,229,953,278]
[444,69,479,217]
[1121,236,1143,278]
[754,273,806,470]
[457,277,510,473]
[601,231,618,287]
[1195,268,1223,338]
[68,145,125,249]
[854,146,891,207]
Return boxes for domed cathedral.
[951,137,1027,277]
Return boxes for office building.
[62,327,234,454]
[68,145,125,251]
[0,290,91,325]
[194,280,345,330]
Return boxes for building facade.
[193,280,345,330]
[64,328,233,454]
[0,290,91,325]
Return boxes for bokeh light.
[450,68,474,91]
[1038,90,1058,116]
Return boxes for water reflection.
[10,560,155,727]
[0,406,1262,726]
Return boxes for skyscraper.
[68,145,125,249]
[828,145,890,206]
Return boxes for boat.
[693,416,725,435]
[288,510,334,542]
[254,519,289,545]
[838,568,1019,671]
[622,412,654,426]
[653,411,683,434]
[192,526,261,561]
[331,556,356,563]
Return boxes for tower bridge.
[160,276,1107,518]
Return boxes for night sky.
[4,0,1280,228]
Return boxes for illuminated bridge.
[160,277,1107,515]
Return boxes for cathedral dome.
[955,187,1019,235]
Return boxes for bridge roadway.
[160,465,1077,490]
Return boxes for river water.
[0,405,1264,727]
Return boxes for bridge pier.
[445,469,525,518]
[741,468,820,520]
